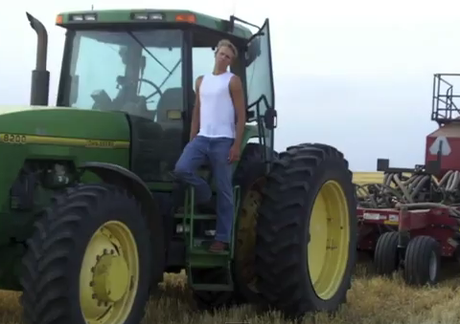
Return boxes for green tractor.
[1,8,357,324]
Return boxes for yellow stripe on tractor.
[0,133,130,149]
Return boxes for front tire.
[20,183,153,324]
[255,143,357,318]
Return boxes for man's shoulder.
[229,74,242,88]
[227,71,239,79]
[196,72,215,80]
[195,73,215,84]
[229,73,241,81]
[195,75,205,88]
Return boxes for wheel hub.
[429,251,437,281]
[92,253,130,303]
[80,221,139,324]
[307,180,350,300]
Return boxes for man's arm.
[190,76,203,141]
[229,75,246,148]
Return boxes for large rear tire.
[20,183,156,324]
[255,143,357,318]
[232,143,277,303]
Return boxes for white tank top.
[197,71,236,139]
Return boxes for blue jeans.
[172,135,235,243]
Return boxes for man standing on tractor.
[172,39,246,252]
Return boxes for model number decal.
[86,140,115,147]
[2,134,26,144]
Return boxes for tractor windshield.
[59,29,183,121]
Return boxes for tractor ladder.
[174,185,240,291]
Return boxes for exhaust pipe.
[26,12,50,106]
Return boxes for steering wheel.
[137,78,163,102]
[116,75,163,102]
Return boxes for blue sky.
[2,0,460,171]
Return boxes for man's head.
[214,39,238,72]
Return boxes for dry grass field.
[352,171,385,186]
[2,264,460,324]
[2,171,460,324]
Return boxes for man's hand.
[228,144,240,163]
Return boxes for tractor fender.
[77,162,160,219]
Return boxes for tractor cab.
[50,10,277,183]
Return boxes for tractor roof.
[55,9,254,40]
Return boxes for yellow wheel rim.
[79,221,139,324]
[307,180,350,300]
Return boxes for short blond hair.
[216,39,238,59]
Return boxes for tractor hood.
[0,105,55,115]
[0,105,130,141]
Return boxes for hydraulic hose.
[355,169,460,210]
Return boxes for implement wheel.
[20,183,154,324]
[403,235,440,286]
[374,231,400,276]
[255,143,357,318]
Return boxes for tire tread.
[20,183,149,324]
[255,143,357,317]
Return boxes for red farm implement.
[356,73,460,285]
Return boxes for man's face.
[215,45,234,68]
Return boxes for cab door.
[244,18,277,168]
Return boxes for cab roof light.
[175,14,196,23]
[70,13,97,22]
[131,12,164,21]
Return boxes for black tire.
[232,143,277,303]
[374,231,400,276]
[255,143,357,318]
[403,235,441,286]
[20,183,156,324]
[190,143,277,309]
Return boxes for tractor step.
[179,184,240,292]
[188,244,229,268]
[186,258,234,292]
[192,283,233,291]
[191,245,229,255]
[174,213,216,220]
